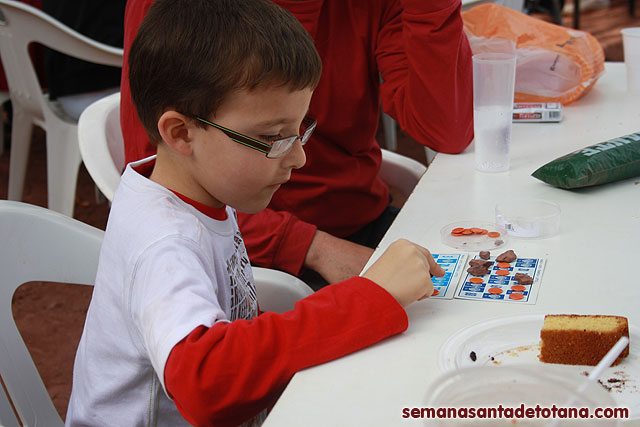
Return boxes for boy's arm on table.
[165,277,407,427]
[377,0,474,153]
[164,240,444,426]
[237,210,373,283]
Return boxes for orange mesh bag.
[462,4,605,105]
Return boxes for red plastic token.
[509,292,524,300]
[497,262,511,269]
[432,289,440,296]
[487,232,501,238]
[488,287,503,294]
[469,277,484,284]
[511,285,526,292]
[496,270,510,276]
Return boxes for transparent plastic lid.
[440,220,508,251]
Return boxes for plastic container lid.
[440,220,508,251]
[495,199,560,239]
[425,364,618,426]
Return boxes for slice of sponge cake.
[540,314,629,366]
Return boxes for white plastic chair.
[77,91,123,201]
[379,148,427,197]
[0,201,313,426]
[253,267,313,313]
[0,0,123,216]
[0,201,102,427]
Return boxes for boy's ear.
[157,111,195,155]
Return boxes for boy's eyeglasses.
[194,116,317,159]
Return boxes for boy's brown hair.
[129,0,322,143]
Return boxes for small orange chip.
[477,229,488,235]
[469,277,484,284]
[432,289,440,296]
[469,228,484,233]
[509,292,524,300]
[497,262,511,268]
[487,231,501,238]
[496,270,510,276]
[462,229,473,235]
[488,287,503,294]
[511,285,526,292]
[451,227,465,234]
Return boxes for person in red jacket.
[120,0,473,286]
[67,1,445,425]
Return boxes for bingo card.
[454,255,546,304]
[430,253,468,299]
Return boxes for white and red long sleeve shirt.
[66,157,407,427]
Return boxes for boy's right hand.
[362,239,445,307]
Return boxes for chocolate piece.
[467,265,490,276]
[514,273,533,285]
[470,351,477,362]
[496,250,517,263]
[469,259,492,268]
[494,239,504,246]
[479,251,490,260]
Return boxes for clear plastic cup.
[621,28,640,95]
[425,365,618,426]
[472,52,517,173]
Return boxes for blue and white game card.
[454,255,546,304]
[430,253,468,299]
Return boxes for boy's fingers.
[418,246,445,277]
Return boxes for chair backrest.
[78,92,124,201]
[0,0,123,121]
[252,267,314,313]
[379,148,427,197]
[0,201,103,427]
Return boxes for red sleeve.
[120,0,157,165]
[236,209,317,275]
[164,277,407,427]
[377,0,474,154]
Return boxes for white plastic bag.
[463,4,605,104]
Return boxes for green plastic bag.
[532,132,640,189]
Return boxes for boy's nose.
[283,139,306,169]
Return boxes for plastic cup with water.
[621,27,640,94]
[472,52,517,173]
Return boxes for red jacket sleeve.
[164,277,408,427]
[236,209,316,276]
[377,0,474,154]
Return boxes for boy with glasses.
[65,0,444,426]
[120,0,473,288]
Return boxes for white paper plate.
[438,314,640,419]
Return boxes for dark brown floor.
[2,2,638,421]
